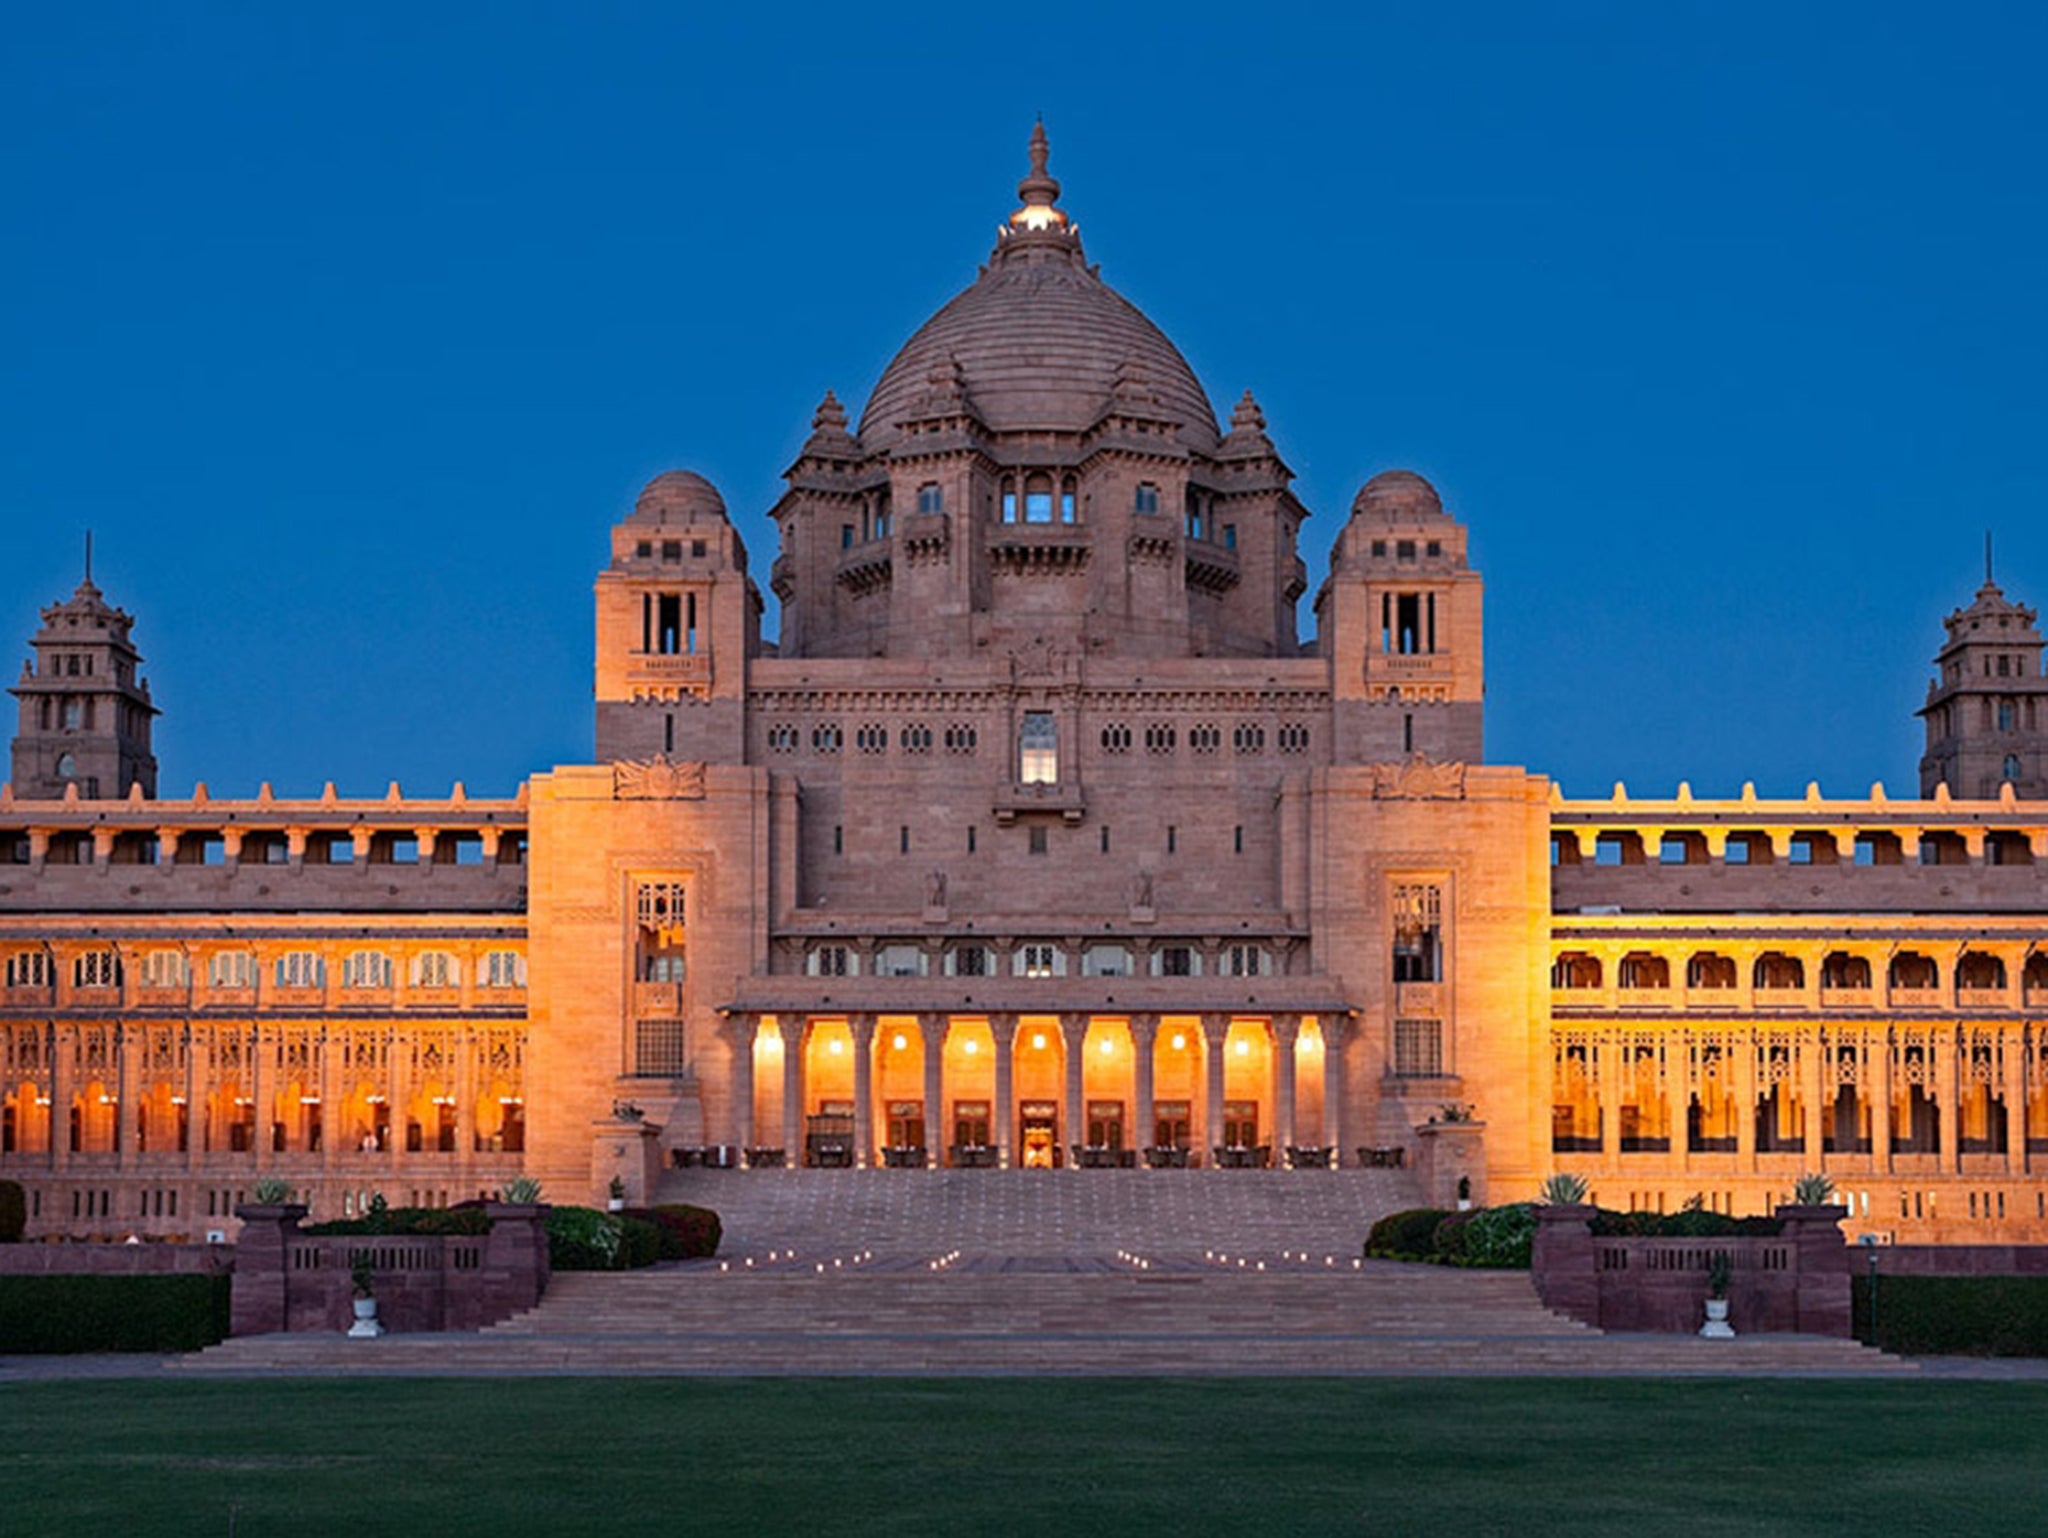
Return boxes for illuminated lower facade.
[5,129,2045,1244]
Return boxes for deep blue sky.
[6,4,2044,801]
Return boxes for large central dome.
[858,127,1219,453]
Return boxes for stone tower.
[1918,570,2048,798]
[9,556,159,799]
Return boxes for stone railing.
[0,1241,232,1276]
[1531,1203,1851,1336]
[230,1201,550,1336]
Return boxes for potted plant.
[1539,1171,1590,1206]
[1792,1172,1835,1206]
[1699,1251,1735,1339]
[502,1177,543,1205]
[346,1252,385,1338]
[607,1175,627,1213]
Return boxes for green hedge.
[1366,1205,1535,1268]
[1365,1208,1452,1261]
[302,1205,492,1238]
[624,1204,723,1261]
[1589,1208,1782,1239]
[1854,1275,2048,1357]
[0,1274,232,1353]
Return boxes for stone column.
[321,1026,341,1179]
[1734,1029,1757,1169]
[185,1024,206,1171]
[1802,1029,1826,1169]
[992,1013,1017,1169]
[1322,1017,1349,1165]
[1129,1014,1158,1158]
[453,1025,477,1188]
[920,1015,946,1168]
[1201,1013,1226,1166]
[1272,1015,1300,1155]
[49,1022,71,1172]
[849,1014,877,1169]
[726,1014,756,1154]
[388,1028,410,1178]
[2004,1026,2030,1176]
[251,1023,273,1175]
[1666,1034,1691,1175]
[1060,1013,1087,1165]
[1936,1025,1960,1172]
[1597,1032,1620,1173]
[782,1017,806,1159]
[116,1023,138,1166]
[1872,1029,1893,1173]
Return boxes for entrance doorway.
[1019,1101,1059,1168]
[1085,1099,1124,1151]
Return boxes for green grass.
[1,1377,2043,1535]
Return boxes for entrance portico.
[722,996,1352,1170]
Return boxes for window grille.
[413,951,456,988]
[74,950,123,989]
[342,951,392,989]
[1392,884,1443,982]
[1393,1018,1444,1078]
[636,883,686,928]
[6,951,53,989]
[483,951,525,988]
[209,951,255,989]
[634,1018,688,1076]
[140,950,189,988]
[276,951,325,989]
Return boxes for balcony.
[835,542,893,596]
[1957,988,2011,1011]
[1615,987,1672,1012]
[1183,542,1240,595]
[1889,987,1942,1011]
[989,525,1090,575]
[1819,987,1876,1011]
[992,781,1086,826]
[635,981,685,1017]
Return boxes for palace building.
[4,129,2046,1243]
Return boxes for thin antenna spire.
[1986,529,1994,585]
[84,530,93,585]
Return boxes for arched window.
[1686,952,1737,989]
[54,752,76,778]
[1019,712,1058,784]
[2005,754,2023,782]
[1024,473,1054,524]
[1060,476,1077,523]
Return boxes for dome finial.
[1010,120,1067,233]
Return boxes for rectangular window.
[1019,711,1058,784]
[1025,490,1054,523]
[809,946,855,977]
[5,951,53,989]
[657,594,683,655]
[140,950,188,989]
[1396,594,1422,654]
[1028,825,1048,855]
[208,951,254,989]
[74,951,122,989]
[413,952,455,988]
[634,1018,689,1076]
[1393,1017,1444,1078]
[483,951,525,988]
[918,483,943,515]
[1225,945,1263,978]
[1134,483,1159,515]
[874,946,927,977]
[1392,883,1443,982]
[1018,944,1060,978]
[1002,492,1017,523]
[948,946,990,978]
[1155,946,1197,978]
[276,952,325,989]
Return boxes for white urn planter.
[607,1198,626,1212]
[348,1296,385,1339]
[1699,1298,1735,1339]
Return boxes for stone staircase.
[178,1256,1910,1376]
[173,1169,1912,1376]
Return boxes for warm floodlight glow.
[1098,1038,1113,1055]
[1234,1038,1250,1057]
[1032,1032,1046,1051]
[827,1038,843,1055]
[892,1033,907,1052]
[963,1038,979,1055]
[1171,1033,1186,1051]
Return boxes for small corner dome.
[631,470,727,524]
[1351,469,1443,521]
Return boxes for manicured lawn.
[1,1377,2043,1534]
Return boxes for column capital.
[1127,1012,1160,1046]
[1057,1011,1088,1045]
[1320,1014,1354,1049]
[719,1012,759,1047]
[918,1013,948,1048]
[987,1011,1021,1044]
[1271,1013,1303,1045]
[847,1012,878,1042]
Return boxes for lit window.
[1392,884,1443,983]
[1020,712,1058,784]
[1017,944,1061,978]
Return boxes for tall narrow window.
[1396,594,1422,655]
[1019,711,1058,784]
[1060,479,1077,523]
[1002,484,1018,523]
[1392,883,1443,982]
[657,594,682,655]
[686,593,698,655]
[918,482,943,515]
[1024,474,1054,524]
[1134,482,1159,515]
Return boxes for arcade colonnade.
[720,1012,1350,1168]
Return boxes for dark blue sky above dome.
[5,3,2043,801]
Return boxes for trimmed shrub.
[1365,1208,1452,1261]
[0,1275,231,1352]
[1429,1211,1473,1264]
[0,1180,25,1243]
[1854,1275,2048,1357]
[1588,1207,1782,1239]
[616,1215,663,1269]
[631,1204,722,1260]
[303,1206,492,1238]
[546,1205,623,1271]
[1460,1202,1537,1269]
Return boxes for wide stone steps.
[176,1261,1913,1377]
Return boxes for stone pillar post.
[2004,1026,2030,1176]
[1129,1014,1158,1159]
[1272,1014,1300,1155]
[1202,1014,1227,1167]
[49,1023,71,1172]
[1322,1017,1349,1165]
[726,1014,756,1155]
[1872,1029,1893,1173]
[1774,1202,1853,1337]
[849,1013,876,1169]
[782,1017,805,1159]
[229,1202,307,1337]
[920,1015,946,1168]
[1060,1013,1087,1166]
[1530,1204,1598,1328]
[1937,1025,1960,1173]
[992,1013,1017,1169]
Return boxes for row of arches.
[1554,949,2048,994]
